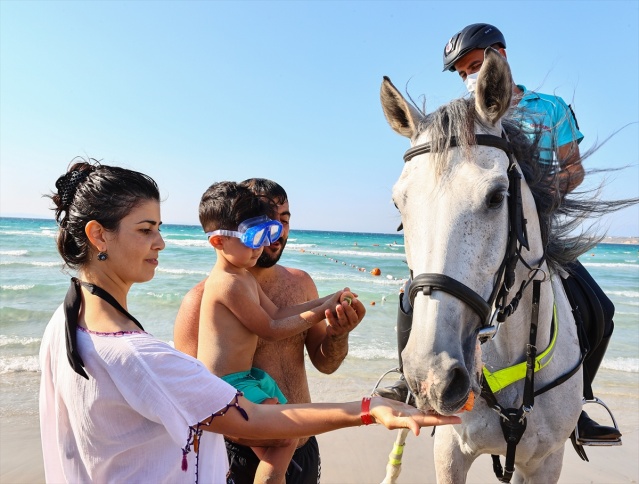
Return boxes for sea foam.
[1,284,35,291]
[582,262,639,270]
[601,357,639,373]
[157,267,209,276]
[0,250,28,256]
[0,335,41,347]
[607,290,639,299]
[164,239,209,248]
[0,260,61,267]
[0,355,40,373]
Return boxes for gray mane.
[412,97,636,272]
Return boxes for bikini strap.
[64,277,145,379]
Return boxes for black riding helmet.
[443,23,506,72]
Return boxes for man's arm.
[173,280,206,358]
[556,141,584,194]
[303,276,366,374]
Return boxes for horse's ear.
[475,47,513,125]
[380,76,422,138]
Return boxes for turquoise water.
[1,217,637,416]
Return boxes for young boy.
[197,181,355,483]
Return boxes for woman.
[39,158,460,483]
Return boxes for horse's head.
[381,49,520,415]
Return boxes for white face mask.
[464,72,479,93]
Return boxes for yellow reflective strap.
[392,444,405,456]
[483,304,558,393]
[389,458,403,465]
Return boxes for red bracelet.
[360,397,375,425]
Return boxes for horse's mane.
[412,97,636,272]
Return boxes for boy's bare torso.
[197,268,262,377]
[197,263,323,448]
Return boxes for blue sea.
[1,217,637,423]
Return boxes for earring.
[97,251,108,261]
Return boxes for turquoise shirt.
[516,84,584,165]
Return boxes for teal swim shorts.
[221,367,287,404]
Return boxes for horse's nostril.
[442,366,470,407]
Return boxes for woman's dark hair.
[199,181,276,233]
[48,157,160,269]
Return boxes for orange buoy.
[370,268,381,276]
[370,301,376,306]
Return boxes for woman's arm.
[200,395,461,439]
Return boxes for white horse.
[380,49,586,483]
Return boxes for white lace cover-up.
[39,305,238,483]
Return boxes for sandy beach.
[1,390,636,484]
[318,395,638,483]
[315,386,639,484]
[318,421,638,484]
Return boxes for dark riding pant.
[566,260,615,399]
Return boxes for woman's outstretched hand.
[369,396,461,436]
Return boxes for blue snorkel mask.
[206,215,283,249]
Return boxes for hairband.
[56,170,90,207]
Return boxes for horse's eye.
[393,202,404,231]
[488,191,506,209]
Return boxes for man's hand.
[324,288,365,337]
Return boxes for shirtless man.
[174,178,365,483]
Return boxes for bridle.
[402,132,546,342]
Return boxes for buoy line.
[297,248,408,284]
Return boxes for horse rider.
[375,22,622,444]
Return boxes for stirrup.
[371,367,402,395]
[575,397,622,446]
[370,368,415,405]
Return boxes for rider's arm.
[556,141,584,194]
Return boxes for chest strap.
[482,304,558,393]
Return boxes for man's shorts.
[221,367,287,404]
[225,436,321,484]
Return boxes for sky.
[1,0,638,236]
